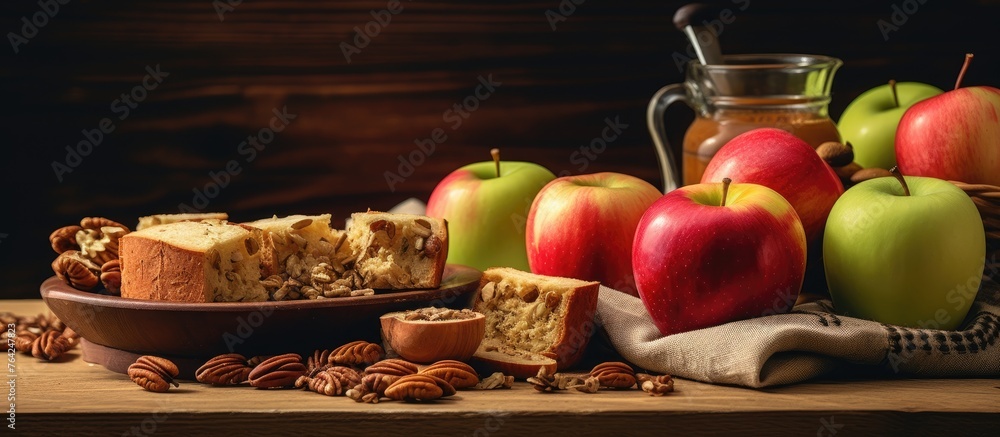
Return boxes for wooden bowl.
[380,310,485,363]
[41,264,482,361]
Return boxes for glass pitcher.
[647,54,843,191]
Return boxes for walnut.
[637,373,674,396]
[247,353,307,389]
[384,374,455,402]
[51,250,101,291]
[419,360,479,389]
[100,260,122,295]
[128,356,180,393]
[75,225,128,265]
[49,225,82,254]
[196,354,252,385]
[590,362,637,389]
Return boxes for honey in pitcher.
[681,103,841,186]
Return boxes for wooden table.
[6,300,1000,435]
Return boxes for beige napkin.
[597,276,1000,387]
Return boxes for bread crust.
[120,233,209,302]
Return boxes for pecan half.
[637,373,674,396]
[364,358,418,376]
[100,259,122,295]
[307,349,333,373]
[247,353,307,389]
[295,366,362,396]
[474,372,514,390]
[419,360,479,389]
[13,332,37,353]
[384,374,455,402]
[128,356,180,393]
[196,354,252,385]
[51,250,101,291]
[50,225,82,254]
[329,340,384,367]
[31,330,71,361]
[358,373,401,398]
[590,362,637,389]
[80,217,130,232]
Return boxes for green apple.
[823,169,985,330]
[838,81,942,169]
[426,149,555,272]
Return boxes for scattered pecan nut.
[419,360,479,389]
[100,259,122,295]
[384,374,455,402]
[474,372,514,390]
[365,358,418,376]
[307,349,333,373]
[13,332,38,353]
[816,141,854,168]
[246,355,272,368]
[850,167,894,184]
[590,361,637,389]
[329,340,384,367]
[568,376,600,393]
[31,330,71,361]
[358,373,401,399]
[51,250,101,291]
[50,225,83,254]
[637,373,675,396]
[526,367,559,392]
[128,356,180,393]
[196,353,252,385]
[80,217,130,232]
[296,366,362,396]
[247,353,307,389]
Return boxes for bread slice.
[470,343,558,379]
[136,213,229,230]
[245,214,366,300]
[347,212,448,289]
[119,220,267,302]
[472,267,599,371]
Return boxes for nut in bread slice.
[472,267,599,372]
[348,211,448,289]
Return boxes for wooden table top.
[6,299,1000,436]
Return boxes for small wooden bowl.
[380,310,485,363]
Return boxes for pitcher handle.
[647,83,690,193]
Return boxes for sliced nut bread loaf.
[348,211,448,289]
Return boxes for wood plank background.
[2,0,999,298]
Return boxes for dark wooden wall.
[3,0,999,298]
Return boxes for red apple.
[896,54,1000,185]
[632,179,807,336]
[701,128,844,243]
[526,172,661,296]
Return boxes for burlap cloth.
[597,275,1000,387]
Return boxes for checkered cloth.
[596,276,1000,387]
